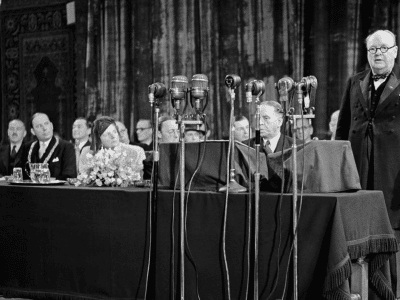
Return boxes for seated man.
[132,119,153,151]
[184,124,206,143]
[72,117,91,173]
[243,100,293,153]
[0,119,28,176]
[24,112,77,180]
[233,115,250,142]
[158,116,179,143]
[291,118,314,143]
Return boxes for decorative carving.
[1,3,74,140]
[1,0,67,11]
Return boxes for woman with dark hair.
[79,116,145,178]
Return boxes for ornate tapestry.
[1,3,74,141]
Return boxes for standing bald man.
[336,30,400,234]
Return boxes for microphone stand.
[147,96,161,300]
[219,87,247,193]
[177,118,203,300]
[288,80,315,300]
[253,94,262,299]
[172,88,204,300]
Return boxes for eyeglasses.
[136,127,151,131]
[367,45,396,54]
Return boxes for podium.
[159,140,361,193]
[158,141,229,191]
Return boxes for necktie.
[75,141,80,173]
[10,145,17,159]
[39,142,46,159]
[265,140,272,154]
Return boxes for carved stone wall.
[0,1,75,141]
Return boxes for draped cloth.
[235,140,361,193]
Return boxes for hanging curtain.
[81,0,400,139]
[84,0,131,124]
[83,0,304,139]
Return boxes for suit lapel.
[0,145,10,172]
[359,71,371,114]
[14,146,23,166]
[34,136,56,163]
[375,71,400,116]
[275,135,284,153]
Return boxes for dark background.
[0,0,398,141]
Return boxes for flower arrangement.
[75,147,141,187]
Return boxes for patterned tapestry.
[1,2,74,141]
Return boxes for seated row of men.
[0,101,339,181]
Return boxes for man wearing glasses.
[134,119,153,151]
[336,30,400,234]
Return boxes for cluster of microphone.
[148,74,317,116]
[277,75,318,115]
[148,74,209,117]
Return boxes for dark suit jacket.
[23,136,77,180]
[336,63,400,228]
[0,143,27,176]
[243,134,293,154]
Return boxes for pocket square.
[52,157,60,162]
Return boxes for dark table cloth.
[0,183,397,300]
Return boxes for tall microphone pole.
[170,75,189,300]
[219,74,247,193]
[147,82,166,300]
[282,76,316,300]
[246,79,266,299]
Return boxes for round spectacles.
[367,45,396,54]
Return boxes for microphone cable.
[221,120,233,300]
[279,107,308,300]
[244,108,253,300]
[171,151,180,300]
[143,149,155,300]
[265,102,287,300]
[184,119,209,300]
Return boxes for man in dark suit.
[24,112,76,180]
[0,119,27,177]
[243,100,293,153]
[336,30,400,297]
[72,117,91,173]
[336,29,400,231]
[242,100,293,192]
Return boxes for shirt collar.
[40,138,52,150]
[264,132,281,153]
[10,141,23,153]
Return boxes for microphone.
[190,74,209,115]
[170,75,189,113]
[245,80,265,102]
[298,76,318,109]
[225,74,241,89]
[277,77,294,102]
[170,75,189,101]
[148,82,167,105]
[190,74,209,100]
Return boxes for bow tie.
[371,72,390,81]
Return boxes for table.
[0,183,397,299]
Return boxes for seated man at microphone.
[243,100,293,154]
